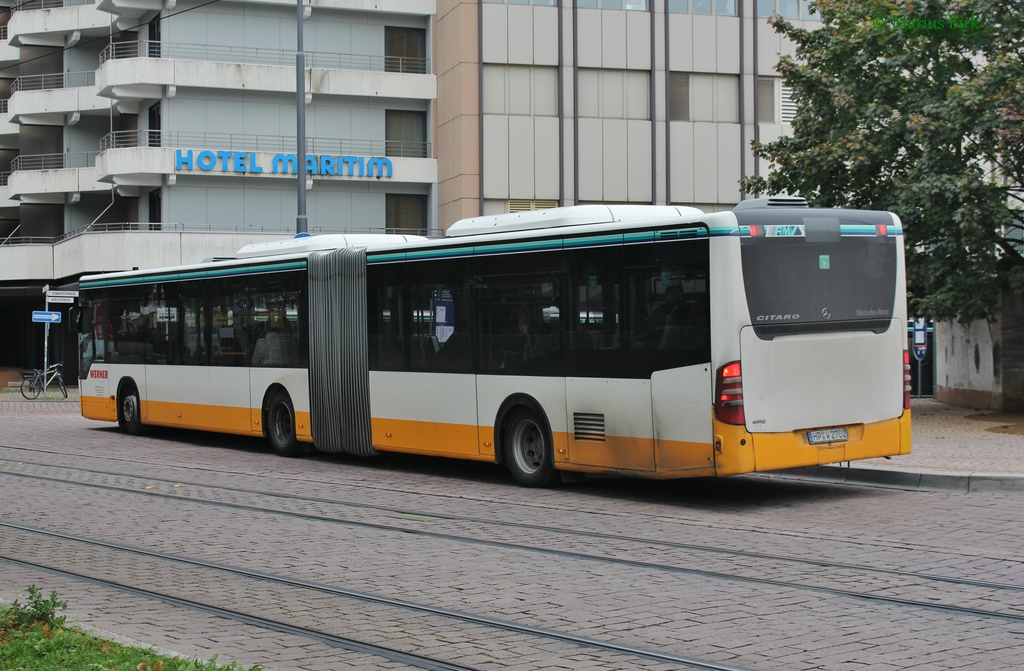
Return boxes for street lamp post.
[295,0,308,235]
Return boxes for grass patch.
[1,585,261,671]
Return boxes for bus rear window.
[737,210,898,338]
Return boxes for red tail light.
[715,361,745,425]
[903,350,912,409]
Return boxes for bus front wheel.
[503,408,557,487]
[266,391,302,458]
[117,383,145,436]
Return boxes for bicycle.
[20,362,67,400]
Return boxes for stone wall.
[936,289,1024,411]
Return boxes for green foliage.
[743,0,1024,322]
[4,585,67,628]
[1,587,262,671]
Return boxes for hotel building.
[0,0,817,375]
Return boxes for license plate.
[807,427,849,445]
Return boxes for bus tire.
[117,382,145,436]
[266,390,302,458]
[503,408,557,487]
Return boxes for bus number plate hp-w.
[807,427,849,445]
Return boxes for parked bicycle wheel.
[56,373,67,398]
[20,373,41,400]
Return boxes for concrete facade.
[434,0,820,221]
[0,0,817,373]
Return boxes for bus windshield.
[736,209,898,338]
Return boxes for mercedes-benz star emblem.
[821,308,831,319]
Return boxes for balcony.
[96,41,436,109]
[99,41,431,74]
[98,130,437,188]
[8,151,107,203]
[9,71,107,125]
[0,171,18,212]
[0,227,295,283]
[0,100,17,148]
[96,0,436,20]
[0,26,19,66]
[8,0,111,48]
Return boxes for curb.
[76,624,191,661]
[762,464,1024,493]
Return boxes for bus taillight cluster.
[903,350,912,410]
[715,361,745,425]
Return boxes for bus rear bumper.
[714,414,909,475]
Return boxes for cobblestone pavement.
[0,393,1022,671]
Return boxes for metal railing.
[0,171,9,186]
[99,40,430,75]
[11,0,94,12]
[0,222,435,246]
[0,27,7,41]
[10,151,98,172]
[11,71,95,93]
[100,130,432,159]
[0,100,7,114]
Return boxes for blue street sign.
[32,311,61,324]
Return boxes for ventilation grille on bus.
[574,413,606,442]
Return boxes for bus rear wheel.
[117,383,145,435]
[503,408,557,487]
[266,390,302,457]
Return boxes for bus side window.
[407,258,471,372]
[368,264,407,371]
[625,239,711,372]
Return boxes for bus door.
[565,248,655,472]
[651,366,715,473]
[630,240,714,474]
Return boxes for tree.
[742,0,1024,322]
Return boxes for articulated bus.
[77,200,911,486]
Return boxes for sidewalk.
[775,399,1024,492]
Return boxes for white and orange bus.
[77,200,911,486]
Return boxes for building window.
[483,0,559,4]
[386,194,427,234]
[483,65,557,117]
[781,84,797,124]
[578,69,649,120]
[384,27,427,74]
[487,0,646,8]
[757,77,776,124]
[385,110,428,158]
[757,0,812,18]
[670,73,738,123]
[669,73,689,121]
[668,0,736,15]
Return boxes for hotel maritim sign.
[175,149,394,178]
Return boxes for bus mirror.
[70,306,83,332]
